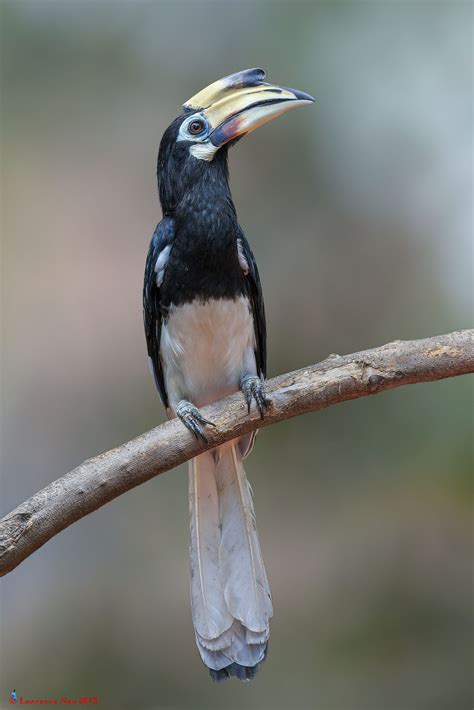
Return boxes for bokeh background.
[1,1,472,709]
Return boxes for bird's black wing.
[143,217,175,408]
[238,227,267,378]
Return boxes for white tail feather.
[216,443,273,632]
[189,442,272,673]
[189,452,233,642]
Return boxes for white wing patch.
[154,244,171,287]
[237,238,249,275]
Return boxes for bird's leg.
[176,400,215,443]
[240,375,269,418]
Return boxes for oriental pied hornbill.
[143,68,313,681]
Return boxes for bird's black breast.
[159,194,246,310]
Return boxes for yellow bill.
[184,68,314,149]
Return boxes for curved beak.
[183,68,314,148]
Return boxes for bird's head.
[157,68,314,215]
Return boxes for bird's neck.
[175,158,238,248]
[159,156,245,305]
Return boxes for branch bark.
[1,330,472,577]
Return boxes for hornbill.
[143,68,313,681]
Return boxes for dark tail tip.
[208,644,268,682]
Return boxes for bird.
[143,68,314,681]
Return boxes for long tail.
[189,441,272,681]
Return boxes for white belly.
[160,296,257,411]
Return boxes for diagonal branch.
[1,329,472,577]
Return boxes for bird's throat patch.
[189,142,218,162]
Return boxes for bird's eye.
[188,119,206,136]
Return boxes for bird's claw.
[176,400,215,443]
[240,375,269,418]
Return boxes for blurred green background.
[1,1,472,709]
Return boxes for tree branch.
[1,330,472,577]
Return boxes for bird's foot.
[240,375,269,418]
[176,400,215,443]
